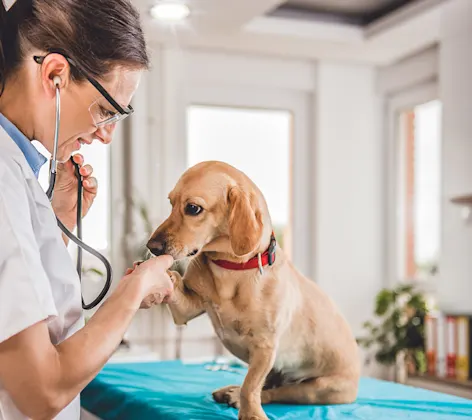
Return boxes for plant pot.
[395,350,407,384]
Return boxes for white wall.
[120,48,387,371]
[314,63,384,340]
[124,1,472,376]
[437,0,472,313]
[376,0,472,315]
[378,46,438,96]
[153,48,317,276]
[124,48,318,359]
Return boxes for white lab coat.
[0,126,84,419]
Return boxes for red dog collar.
[211,233,277,272]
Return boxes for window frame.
[180,85,312,276]
[153,49,316,278]
[185,103,294,258]
[385,82,440,289]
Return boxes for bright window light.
[187,105,292,253]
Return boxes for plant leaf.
[375,289,395,316]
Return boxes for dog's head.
[147,161,271,261]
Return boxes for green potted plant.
[357,284,428,382]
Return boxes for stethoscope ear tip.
[53,76,62,88]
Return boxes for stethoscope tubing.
[46,83,112,310]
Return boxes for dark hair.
[0,0,149,95]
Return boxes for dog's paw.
[166,270,176,283]
[212,385,241,409]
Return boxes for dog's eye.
[185,203,203,216]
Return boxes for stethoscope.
[46,76,112,310]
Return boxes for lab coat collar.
[0,113,47,178]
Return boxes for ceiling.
[272,0,417,25]
[136,0,445,65]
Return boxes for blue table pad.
[81,360,472,420]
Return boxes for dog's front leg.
[167,270,205,325]
[239,344,276,420]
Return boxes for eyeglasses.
[33,49,134,127]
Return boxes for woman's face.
[43,67,142,161]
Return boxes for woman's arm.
[0,256,173,420]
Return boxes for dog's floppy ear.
[228,187,263,256]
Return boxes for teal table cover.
[81,360,472,419]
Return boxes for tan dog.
[147,161,360,420]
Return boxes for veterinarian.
[0,1,173,419]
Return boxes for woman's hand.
[51,154,97,231]
[123,257,174,309]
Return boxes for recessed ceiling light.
[150,3,190,22]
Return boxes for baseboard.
[406,375,472,399]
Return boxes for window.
[36,142,111,252]
[187,105,293,255]
[397,100,442,281]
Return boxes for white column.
[314,62,384,337]
[438,0,472,313]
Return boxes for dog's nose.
[147,234,167,256]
